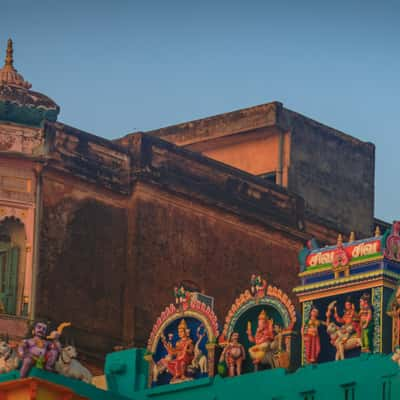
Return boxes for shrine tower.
[295,224,400,365]
[0,39,59,336]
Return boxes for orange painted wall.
[199,131,290,185]
[0,378,87,400]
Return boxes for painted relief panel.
[146,285,219,387]
[219,275,297,376]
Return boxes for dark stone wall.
[37,184,128,357]
[286,110,375,237]
[131,187,302,346]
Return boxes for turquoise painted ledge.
[1,352,400,400]
[0,101,59,126]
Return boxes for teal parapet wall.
[0,350,399,399]
[105,348,149,398]
[105,349,400,400]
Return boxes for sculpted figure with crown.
[359,293,373,352]
[220,275,297,374]
[246,309,275,371]
[332,297,361,338]
[159,319,194,383]
[388,285,400,351]
[146,288,219,386]
[302,308,324,364]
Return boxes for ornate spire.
[349,232,355,242]
[337,234,343,247]
[0,38,31,89]
[375,226,381,237]
[5,38,13,67]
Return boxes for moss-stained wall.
[130,184,302,346]
[37,176,128,356]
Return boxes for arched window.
[0,218,26,315]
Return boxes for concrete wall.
[285,109,375,237]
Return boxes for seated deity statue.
[246,310,275,370]
[333,298,360,339]
[160,319,194,383]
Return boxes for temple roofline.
[115,102,373,148]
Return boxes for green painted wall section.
[0,101,59,126]
[105,348,148,398]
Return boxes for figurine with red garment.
[332,297,361,338]
[247,309,275,371]
[302,307,327,364]
[219,332,246,377]
[160,319,194,383]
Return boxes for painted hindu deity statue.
[246,309,274,370]
[388,286,400,351]
[302,308,324,364]
[18,322,50,378]
[160,319,194,383]
[219,332,246,377]
[174,286,191,310]
[359,293,373,352]
[250,275,267,298]
[385,221,400,261]
[332,297,360,337]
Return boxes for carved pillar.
[144,354,154,388]
[372,287,383,353]
[301,300,313,366]
[206,342,216,377]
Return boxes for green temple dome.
[0,39,60,126]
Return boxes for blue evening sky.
[2,0,399,223]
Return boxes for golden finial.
[349,232,355,242]
[0,38,31,89]
[375,226,381,237]
[5,38,13,68]
[337,234,343,246]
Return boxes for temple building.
[0,38,386,368]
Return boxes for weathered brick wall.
[286,110,375,237]
[36,177,128,356]
[130,184,302,346]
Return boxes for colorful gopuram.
[295,224,400,366]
